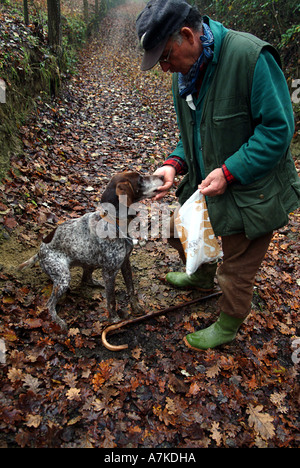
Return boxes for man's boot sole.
[183,336,206,352]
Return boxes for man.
[136,0,300,350]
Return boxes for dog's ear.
[116,181,134,207]
[101,178,119,208]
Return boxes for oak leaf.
[165,397,177,415]
[206,363,221,379]
[188,381,201,396]
[8,367,23,382]
[247,404,275,440]
[247,374,258,390]
[270,392,288,414]
[101,428,116,448]
[92,360,113,390]
[210,421,222,446]
[131,346,142,360]
[66,388,81,401]
[24,318,43,329]
[23,375,41,393]
[25,414,42,428]
[63,372,78,388]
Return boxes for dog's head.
[101,172,164,208]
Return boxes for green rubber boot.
[166,262,217,291]
[184,312,244,350]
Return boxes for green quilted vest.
[173,30,300,239]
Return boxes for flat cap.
[136,0,192,70]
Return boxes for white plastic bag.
[175,190,223,276]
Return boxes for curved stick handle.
[101,291,222,351]
[101,322,130,351]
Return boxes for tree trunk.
[47,0,62,52]
[83,0,89,23]
[23,0,29,25]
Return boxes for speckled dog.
[19,172,163,329]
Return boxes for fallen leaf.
[188,381,201,396]
[66,388,81,401]
[270,392,288,414]
[4,216,18,229]
[24,318,43,329]
[67,415,82,426]
[247,404,275,440]
[7,368,23,382]
[25,414,42,428]
[210,421,222,446]
[206,363,221,379]
[131,346,142,360]
[23,375,41,394]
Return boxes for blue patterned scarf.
[178,23,214,107]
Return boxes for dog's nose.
[159,175,164,181]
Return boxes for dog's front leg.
[121,258,143,316]
[102,269,119,323]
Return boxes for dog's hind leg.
[47,281,70,330]
[40,257,71,330]
[81,267,104,288]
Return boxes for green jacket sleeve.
[224,49,295,184]
[169,136,186,160]
[166,83,186,161]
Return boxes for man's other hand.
[199,168,227,197]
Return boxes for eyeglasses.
[159,43,173,63]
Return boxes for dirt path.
[0,2,180,300]
[0,4,299,448]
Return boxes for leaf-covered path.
[0,4,299,448]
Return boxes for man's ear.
[180,26,196,45]
[116,181,134,207]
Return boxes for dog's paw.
[131,301,144,317]
[109,313,121,324]
[49,308,68,332]
[55,317,68,331]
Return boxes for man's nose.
[160,62,171,73]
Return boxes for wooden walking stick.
[101,290,222,351]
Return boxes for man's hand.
[199,168,227,197]
[152,166,176,200]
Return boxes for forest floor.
[0,3,299,448]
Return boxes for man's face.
[158,27,202,75]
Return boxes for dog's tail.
[18,254,39,271]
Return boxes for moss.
[0,2,88,181]
[0,56,61,180]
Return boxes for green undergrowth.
[0,0,89,179]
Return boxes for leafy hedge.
[194,0,299,83]
[0,0,91,179]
